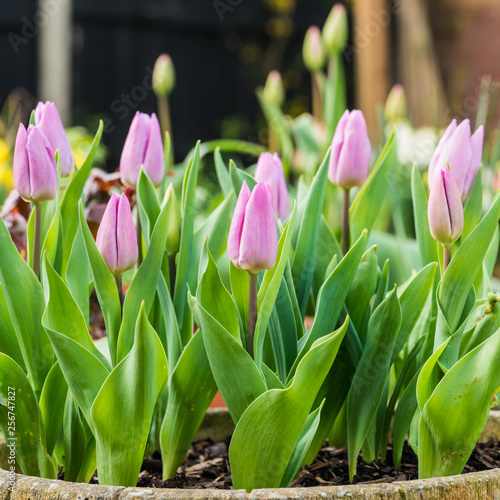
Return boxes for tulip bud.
[328,109,372,189]
[228,181,278,273]
[13,124,57,202]
[164,184,181,256]
[96,193,138,274]
[303,26,325,72]
[152,54,176,97]
[428,167,464,247]
[254,152,290,221]
[120,112,164,187]
[322,3,348,54]
[428,119,484,200]
[263,70,285,107]
[34,101,74,176]
[384,84,407,122]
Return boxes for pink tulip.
[13,124,57,202]
[428,167,464,247]
[120,112,164,187]
[328,110,372,189]
[428,119,484,200]
[254,152,290,221]
[96,193,138,274]
[34,101,74,176]
[228,181,278,273]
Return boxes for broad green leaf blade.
[189,294,266,424]
[214,147,232,197]
[160,332,217,478]
[293,230,368,374]
[280,402,324,488]
[439,190,500,333]
[63,394,87,481]
[419,327,500,478]
[65,227,90,324]
[91,303,168,487]
[347,288,401,481]
[60,121,104,273]
[254,204,297,367]
[78,203,121,366]
[411,165,438,266]
[0,217,52,396]
[292,150,331,316]
[174,142,200,329]
[117,193,173,360]
[0,284,24,369]
[188,191,235,293]
[39,361,68,456]
[229,159,257,195]
[137,168,161,247]
[230,263,250,348]
[463,168,483,239]
[0,354,56,478]
[392,263,437,363]
[350,132,397,242]
[229,319,348,491]
[42,208,63,274]
[42,257,111,370]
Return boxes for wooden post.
[352,0,391,143]
[38,0,72,124]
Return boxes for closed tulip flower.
[428,119,484,200]
[303,26,325,72]
[34,101,74,176]
[228,181,278,274]
[254,152,290,221]
[14,124,57,202]
[120,112,164,187]
[96,193,138,275]
[328,109,372,189]
[428,167,464,248]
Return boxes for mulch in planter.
[85,437,500,489]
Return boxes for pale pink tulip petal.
[228,181,251,269]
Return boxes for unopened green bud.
[384,84,407,122]
[164,184,181,256]
[263,70,285,107]
[303,25,325,72]
[153,54,176,97]
[322,3,348,54]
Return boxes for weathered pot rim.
[1,409,500,499]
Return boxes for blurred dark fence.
[1,0,351,168]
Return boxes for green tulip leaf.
[411,165,438,266]
[350,132,397,243]
[419,327,500,478]
[160,331,217,478]
[0,216,52,396]
[214,147,233,197]
[78,202,121,365]
[0,284,24,370]
[292,149,331,316]
[463,167,483,239]
[63,393,87,481]
[137,168,161,248]
[229,159,257,195]
[347,288,401,481]
[229,318,348,491]
[0,353,57,478]
[90,303,168,487]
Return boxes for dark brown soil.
[93,437,500,489]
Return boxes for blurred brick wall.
[431,0,500,122]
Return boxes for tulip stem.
[342,188,350,256]
[312,72,323,122]
[158,96,174,166]
[136,209,143,267]
[248,273,258,359]
[115,275,123,316]
[33,202,42,280]
[168,255,176,297]
[443,246,451,273]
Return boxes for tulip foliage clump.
[2,25,500,494]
